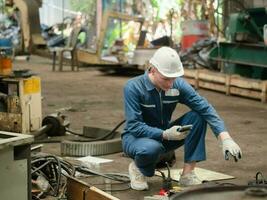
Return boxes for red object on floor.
[158,188,168,196]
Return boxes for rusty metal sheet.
[7,96,21,113]
[0,112,22,132]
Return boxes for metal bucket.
[170,185,267,200]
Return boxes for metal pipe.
[31,124,52,137]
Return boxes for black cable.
[34,119,126,144]
[31,160,52,174]
[31,154,131,197]
[65,119,126,142]
[75,167,130,192]
[31,155,74,197]
[75,166,130,183]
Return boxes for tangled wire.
[31,153,130,199]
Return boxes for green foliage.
[150,0,159,8]
[70,0,96,13]
[176,0,184,5]
[103,19,121,51]
[0,0,7,14]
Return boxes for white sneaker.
[179,171,202,186]
[128,162,149,190]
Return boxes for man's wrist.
[218,131,231,141]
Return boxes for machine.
[209,7,267,79]
[0,74,42,133]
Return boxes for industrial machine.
[209,7,267,79]
[0,131,33,200]
[0,74,42,133]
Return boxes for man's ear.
[149,66,156,75]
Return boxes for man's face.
[151,68,176,91]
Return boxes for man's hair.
[147,63,155,72]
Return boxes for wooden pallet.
[184,69,267,103]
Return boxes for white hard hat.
[149,47,184,78]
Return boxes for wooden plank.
[195,69,199,89]
[184,69,197,78]
[225,75,231,95]
[184,69,266,103]
[230,75,262,90]
[67,176,89,200]
[199,81,226,92]
[67,176,119,200]
[86,187,119,200]
[184,78,196,87]
[261,81,267,103]
[198,70,226,83]
[230,87,261,100]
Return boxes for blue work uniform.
[122,71,226,177]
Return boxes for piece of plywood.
[198,70,226,83]
[230,76,262,90]
[67,176,119,200]
[156,167,234,182]
[230,87,261,99]
[198,81,226,92]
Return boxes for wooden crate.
[184,69,267,103]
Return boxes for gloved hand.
[162,126,190,141]
[222,138,242,162]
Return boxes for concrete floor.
[14,55,267,199]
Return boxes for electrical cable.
[34,119,126,144]
[31,154,75,197]
[75,166,130,183]
[31,153,131,198]
[75,166,130,192]
[65,119,125,142]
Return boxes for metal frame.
[76,11,144,66]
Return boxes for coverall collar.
[144,71,156,91]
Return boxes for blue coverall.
[122,71,226,177]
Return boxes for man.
[122,47,242,191]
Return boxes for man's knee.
[136,141,163,161]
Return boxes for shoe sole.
[130,182,149,191]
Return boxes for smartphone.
[177,125,193,132]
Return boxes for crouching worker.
[122,47,242,190]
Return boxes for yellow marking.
[23,77,41,94]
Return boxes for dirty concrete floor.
[14,55,267,199]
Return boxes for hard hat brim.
[149,60,184,78]
[159,67,184,78]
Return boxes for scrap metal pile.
[180,37,219,71]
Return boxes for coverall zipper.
[158,90,163,125]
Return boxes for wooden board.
[184,69,267,103]
[66,176,119,200]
